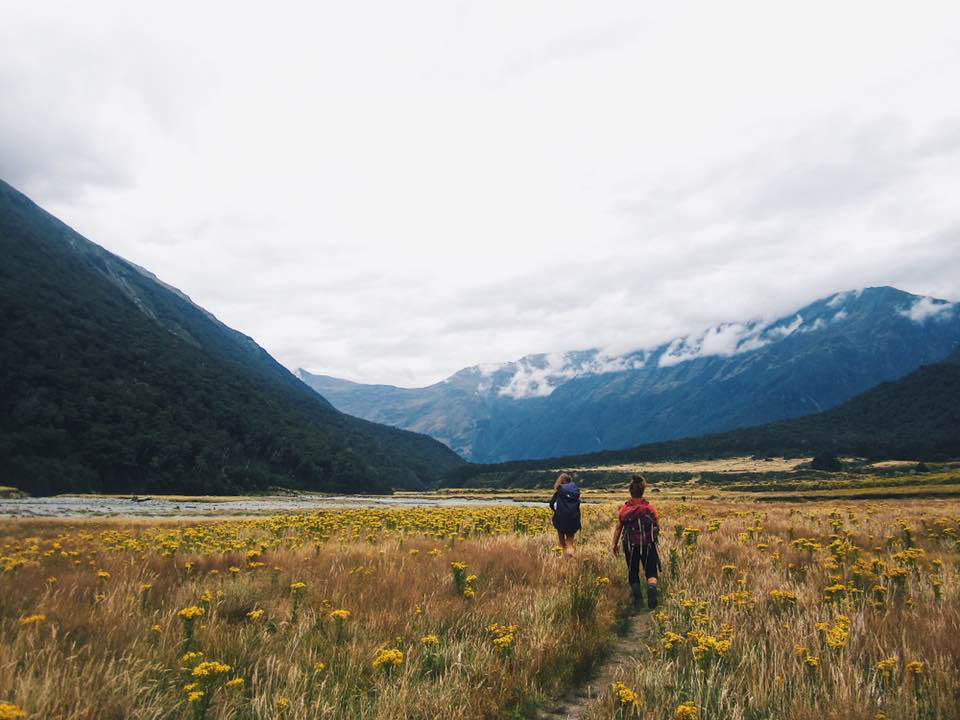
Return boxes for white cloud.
[658,321,770,368]
[899,297,956,323]
[765,315,804,339]
[2,1,960,386]
[493,348,648,398]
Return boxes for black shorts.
[624,542,659,582]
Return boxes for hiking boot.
[647,584,658,609]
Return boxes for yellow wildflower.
[875,657,897,678]
[0,703,27,719]
[191,661,231,678]
[329,609,351,621]
[18,614,46,626]
[246,609,263,620]
[178,605,204,621]
[224,677,244,688]
[181,651,205,666]
[372,648,404,670]
[674,702,699,720]
[611,681,639,707]
[420,634,439,646]
[313,660,326,673]
[661,631,684,652]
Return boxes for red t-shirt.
[617,497,658,525]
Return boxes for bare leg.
[564,534,575,557]
[556,530,565,550]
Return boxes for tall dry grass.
[5,499,957,720]
[585,499,960,720]
[0,507,625,720]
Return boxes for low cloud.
[495,350,647,399]
[899,297,956,323]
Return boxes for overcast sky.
[3,1,959,386]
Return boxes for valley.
[301,287,960,463]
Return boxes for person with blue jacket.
[549,473,581,557]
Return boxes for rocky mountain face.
[300,287,960,463]
[0,179,463,495]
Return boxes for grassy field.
[1,497,958,720]
[583,498,960,720]
[0,506,625,720]
[559,457,812,474]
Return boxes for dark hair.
[629,474,646,498]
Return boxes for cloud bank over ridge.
[1,2,959,386]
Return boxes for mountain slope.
[0,179,463,495]
[301,287,960,462]
[445,349,960,485]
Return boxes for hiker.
[549,473,581,557]
[611,474,660,609]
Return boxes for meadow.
[1,498,958,720]
[0,506,623,720]
[584,499,960,720]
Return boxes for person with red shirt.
[611,474,660,609]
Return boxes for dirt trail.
[536,612,649,720]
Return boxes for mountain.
[0,179,463,496]
[446,348,960,485]
[300,287,960,463]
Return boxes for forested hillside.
[0,179,463,496]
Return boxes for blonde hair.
[629,474,647,498]
[554,473,572,490]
